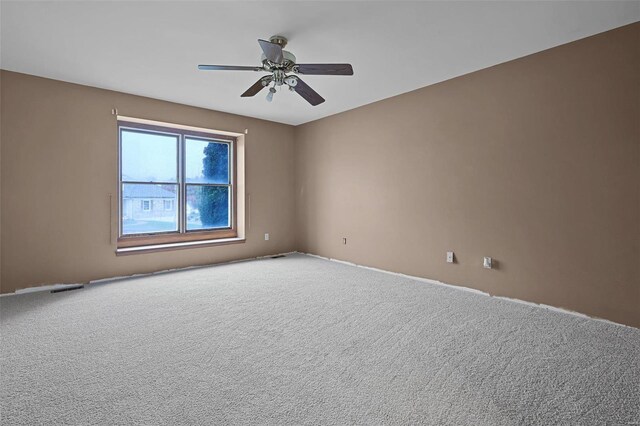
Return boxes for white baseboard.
[0,251,297,296]
[299,251,633,329]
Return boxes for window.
[118,121,237,248]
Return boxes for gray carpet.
[1,254,638,425]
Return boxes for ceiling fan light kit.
[198,35,354,106]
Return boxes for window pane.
[122,184,178,235]
[185,138,229,184]
[121,129,178,182]
[186,185,230,230]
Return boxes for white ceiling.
[1,1,638,126]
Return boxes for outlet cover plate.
[483,257,492,269]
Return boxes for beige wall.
[294,23,640,327]
[1,71,296,293]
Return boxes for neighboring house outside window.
[123,188,173,219]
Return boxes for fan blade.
[292,77,325,106]
[296,64,354,75]
[198,65,262,71]
[241,77,272,97]
[258,39,283,64]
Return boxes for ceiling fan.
[198,35,353,106]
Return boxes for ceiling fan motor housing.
[261,50,296,71]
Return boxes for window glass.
[186,185,230,230]
[121,130,178,182]
[122,184,178,235]
[185,138,229,184]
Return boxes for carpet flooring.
[1,253,638,425]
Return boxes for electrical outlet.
[483,257,492,269]
[342,237,347,245]
[264,233,269,241]
[446,251,454,263]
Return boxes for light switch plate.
[264,233,269,241]
[446,251,454,263]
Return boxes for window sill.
[115,237,245,255]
